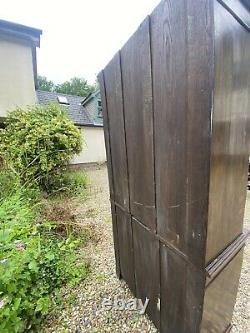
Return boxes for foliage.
[48,170,88,197]
[0,104,82,191]
[0,168,89,332]
[37,75,96,97]
[37,75,55,92]
[55,77,96,97]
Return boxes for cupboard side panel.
[206,1,250,263]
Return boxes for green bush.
[49,170,88,197]
[0,167,40,203]
[0,169,89,332]
[0,104,82,191]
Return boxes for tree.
[37,75,96,98]
[55,77,96,97]
[0,104,82,190]
[37,75,55,92]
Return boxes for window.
[57,96,69,105]
[97,100,103,118]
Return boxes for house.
[36,90,106,166]
[0,19,106,166]
[0,20,42,122]
[82,90,103,126]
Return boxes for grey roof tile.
[36,90,102,127]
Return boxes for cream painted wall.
[71,127,106,164]
[0,34,37,117]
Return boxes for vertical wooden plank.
[160,244,204,333]
[121,17,156,231]
[185,0,214,266]
[132,220,160,329]
[98,71,114,198]
[98,71,121,278]
[110,203,121,278]
[103,53,130,211]
[116,207,136,294]
[206,0,250,263]
[151,0,213,266]
[151,0,188,250]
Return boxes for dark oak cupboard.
[98,1,250,332]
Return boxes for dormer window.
[57,96,69,105]
[97,100,103,118]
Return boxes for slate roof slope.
[36,90,102,127]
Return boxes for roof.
[81,89,103,126]
[0,19,42,47]
[82,89,101,107]
[219,1,250,32]
[36,90,103,127]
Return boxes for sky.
[1,0,160,84]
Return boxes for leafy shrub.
[48,170,88,197]
[0,168,21,200]
[0,166,40,203]
[0,169,89,332]
[0,104,82,191]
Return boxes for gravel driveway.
[43,165,249,333]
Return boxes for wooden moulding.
[201,248,245,332]
[205,230,250,284]
[223,324,233,333]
